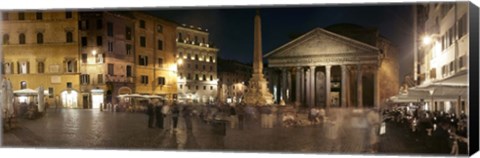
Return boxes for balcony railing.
[106,75,135,83]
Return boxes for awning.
[13,89,38,96]
[389,83,468,103]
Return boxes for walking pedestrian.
[229,105,238,129]
[146,100,155,128]
[183,105,193,131]
[171,102,180,130]
[155,99,164,129]
[237,104,245,130]
[324,115,343,152]
[366,108,381,153]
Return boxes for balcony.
[176,38,215,48]
[106,75,135,83]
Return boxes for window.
[108,64,114,75]
[65,60,77,73]
[449,61,454,73]
[19,33,26,44]
[97,74,104,84]
[187,54,191,60]
[202,37,205,44]
[458,14,468,38]
[67,82,72,88]
[107,22,113,37]
[210,75,213,81]
[141,75,148,84]
[202,74,206,81]
[210,66,213,71]
[157,58,163,67]
[18,12,25,20]
[140,36,146,47]
[36,12,42,20]
[96,19,103,29]
[126,65,132,77]
[196,86,199,90]
[157,77,165,85]
[96,53,105,63]
[459,56,466,69]
[178,32,183,41]
[66,11,72,19]
[2,13,8,20]
[139,55,148,66]
[3,62,13,74]
[194,36,198,44]
[139,20,145,29]
[180,85,183,89]
[81,53,87,63]
[157,25,163,33]
[3,34,9,44]
[80,20,89,30]
[125,27,132,40]
[203,86,206,90]
[20,81,27,89]
[81,37,87,47]
[202,64,205,70]
[187,85,191,90]
[195,74,199,80]
[126,44,132,55]
[96,36,102,46]
[210,86,213,90]
[195,64,198,70]
[179,73,183,79]
[80,74,90,85]
[157,40,163,50]
[430,68,436,79]
[195,54,198,60]
[66,32,73,43]
[17,61,29,74]
[48,88,54,98]
[36,33,43,44]
[37,61,45,73]
[108,41,113,52]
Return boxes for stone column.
[374,68,380,108]
[287,70,292,102]
[357,65,363,108]
[305,68,311,107]
[281,68,287,101]
[325,65,331,109]
[341,65,348,108]
[301,67,306,105]
[296,67,302,105]
[309,66,316,107]
[456,96,461,116]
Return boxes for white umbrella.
[141,95,165,100]
[117,93,143,98]
[13,88,38,96]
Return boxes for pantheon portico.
[265,28,385,109]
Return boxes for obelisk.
[242,10,274,106]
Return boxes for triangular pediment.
[264,28,380,58]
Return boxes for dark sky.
[147,4,414,79]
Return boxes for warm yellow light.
[422,36,432,45]
[92,50,97,56]
[177,59,183,65]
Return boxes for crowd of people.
[383,107,468,155]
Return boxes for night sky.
[146,4,414,79]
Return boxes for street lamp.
[422,35,433,45]
[177,59,183,65]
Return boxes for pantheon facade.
[264,25,399,109]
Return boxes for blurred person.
[171,102,180,130]
[155,100,164,129]
[146,100,155,128]
[229,105,238,129]
[366,108,381,153]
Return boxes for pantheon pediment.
[264,28,380,59]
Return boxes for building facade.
[131,12,178,102]
[78,11,136,108]
[1,11,82,108]
[217,58,252,104]
[264,24,400,109]
[412,2,469,115]
[175,25,218,104]
[1,11,180,109]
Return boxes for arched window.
[3,34,9,44]
[37,33,43,44]
[66,32,73,43]
[19,33,25,44]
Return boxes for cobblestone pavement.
[0,108,451,155]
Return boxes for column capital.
[325,65,332,69]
